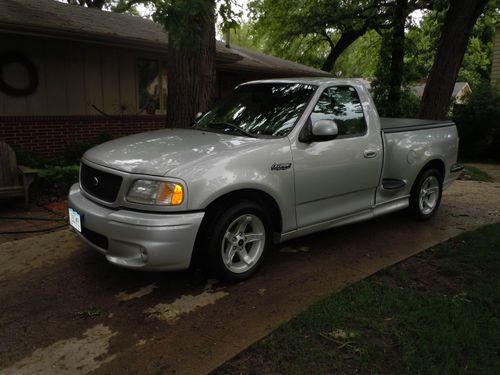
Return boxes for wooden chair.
[0,141,38,209]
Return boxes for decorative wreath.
[0,52,39,97]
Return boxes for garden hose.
[0,214,68,235]
[0,223,68,235]
[0,216,67,222]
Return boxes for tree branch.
[321,30,335,49]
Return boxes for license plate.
[68,208,82,232]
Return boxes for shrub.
[15,134,114,199]
[453,82,500,161]
[35,165,80,198]
[15,149,66,168]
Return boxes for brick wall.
[0,115,166,157]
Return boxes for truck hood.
[83,128,262,176]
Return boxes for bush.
[15,149,66,169]
[453,82,500,161]
[35,165,80,198]
[15,134,115,199]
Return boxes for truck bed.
[380,118,455,133]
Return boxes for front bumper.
[68,184,204,271]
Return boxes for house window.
[137,59,168,114]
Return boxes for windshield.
[193,83,317,137]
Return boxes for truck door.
[291,85,383,228]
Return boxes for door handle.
[364,150,377,158]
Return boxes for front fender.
[171,138,297,233]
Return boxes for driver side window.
[310,86,367,138]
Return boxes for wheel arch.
[203,188,283,234]
[190,188,283,268]
[417,158,446,184]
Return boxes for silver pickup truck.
[68,78,462,281]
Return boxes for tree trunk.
[166,0,216,128]
[321,29,366,72]
[419,0,489,120]
[386,0,407,116]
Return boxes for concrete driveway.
[1,180,499,375]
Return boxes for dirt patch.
[39,200,69,217]
[116,284,158,301]
[0,324,116,375]
[0,200,67,244]
[0,230,79,282]
[279,246,310,253]
[146,289,229,323]
[445,181,500,211]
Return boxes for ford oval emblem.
[92,176,99,186]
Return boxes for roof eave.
[217,63,331,78]
[0,22,169,53]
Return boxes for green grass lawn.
[216,223,500,375]
[459,165,493,182]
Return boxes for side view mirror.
[310,119,338,141]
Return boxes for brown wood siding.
[84,46,104,115]
[492,26,500,85]
[1,35,27,115]
[0,34,165,116]
[24,35,48,116]
[66,46,86,115]
[0,33,307,117]
[45,42,68,115]
[101,49,121,114]
[118,51,137,115]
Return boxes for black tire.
[199,200,273,282]
[409,168,443,220]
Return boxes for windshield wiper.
[208,122,257,138]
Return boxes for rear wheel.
[409,168,443,220]
[202,201,272,282]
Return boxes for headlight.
[126,180,184,206]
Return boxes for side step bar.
[382,178,406,190]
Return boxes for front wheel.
[204,201,272,282]
[409,168,443,220]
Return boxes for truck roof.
[240,77,366,88]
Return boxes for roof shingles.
[0,0,330,77]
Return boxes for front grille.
[80,163,122,203]
[82,226,109,249]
